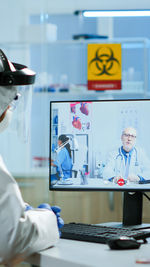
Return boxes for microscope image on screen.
[50,100,150,190]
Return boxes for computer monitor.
[50,99,150,227]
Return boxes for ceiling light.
[74,10,150,17]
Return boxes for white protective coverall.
[0,49,59,266]
[0,154,59,266]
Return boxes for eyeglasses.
[123,133,136,139]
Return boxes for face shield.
[0,49,36,142]
[9,85,33,143]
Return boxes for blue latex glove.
[37,203,64,233]
[51,206,64,229]
[25,205,33,211]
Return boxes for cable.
[143,192,150,202]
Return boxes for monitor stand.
[123,191,142,226]
[100,192,150,230]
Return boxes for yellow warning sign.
[87,44,122,90]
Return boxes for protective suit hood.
[0,49,35,117]
[0,85,17,116]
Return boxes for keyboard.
[61,222,150,244]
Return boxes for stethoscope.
[116,147,139,167]
[55,140,69,153]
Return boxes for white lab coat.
[0,155,59,266]
[103,146,150,180]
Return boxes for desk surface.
[27,238,150,267]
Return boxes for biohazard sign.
[87,44,122,90]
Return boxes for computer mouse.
[106,236,141,250]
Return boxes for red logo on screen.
[117,178,125,186]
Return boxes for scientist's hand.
[51,206,64,229]
[25,203,33,211]
[37,203,64,233]
[51,159,54,165]
[128,174,140,182]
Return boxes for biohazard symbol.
[89,47,120,76]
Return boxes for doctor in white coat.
[0,49,62,266]
[103,127,150,183]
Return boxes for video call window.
[50,99,150,191]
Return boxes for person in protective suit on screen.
[0,49,64,266]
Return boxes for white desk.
[27,238,150,267]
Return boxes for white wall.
[0,0,150,43]
[25,0,150,13]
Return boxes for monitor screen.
[50,99,150,192]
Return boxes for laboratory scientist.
[0,49,63,266]
[103,127,150,183]
[51,134,73,183]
